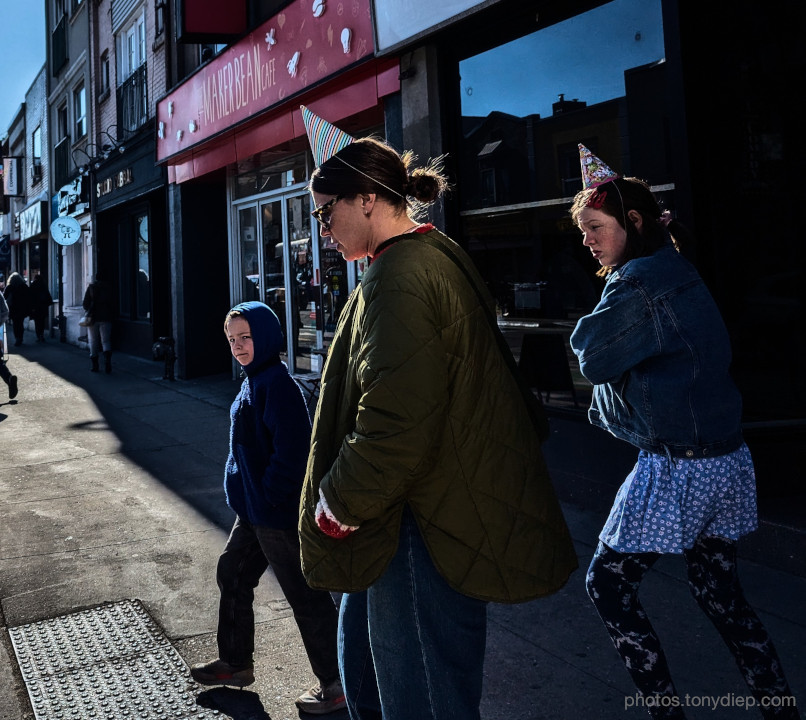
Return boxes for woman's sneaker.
[190,658,254,687]
[295,679,347,714]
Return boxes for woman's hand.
[315,487,359,538]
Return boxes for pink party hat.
[301,105,355,168]
[579,144,620,189]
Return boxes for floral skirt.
[600,442,758,554]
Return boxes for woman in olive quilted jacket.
[299,115,577,720]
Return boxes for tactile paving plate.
[9,599,221,720]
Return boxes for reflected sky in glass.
[460,0,664,118]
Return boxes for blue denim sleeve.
[570,278,660,385]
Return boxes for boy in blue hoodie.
[191,301,344,715]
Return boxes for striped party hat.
[579,144,620,189]
[301,105,355,168]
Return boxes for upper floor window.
[100,51,110,96]
[32,127,42,165]
[57,103,69,141]
[54,0,68,23]
[52,0,69,73]
[154,0,165,38]
[118,12,146,82]
[32,126,43,183]
[73,84,87,139]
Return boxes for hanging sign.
[2,157,24,196]
[50,216,82,246]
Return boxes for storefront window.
[457,0,665,407]
[260,200,286,355]
[232,153,307,201]
[117,209,151,321]
[136,214,150,320]
[232,150,356,373]
[238,206,259,302]
[285,194,316,372]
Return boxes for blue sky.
[1,1,46,135]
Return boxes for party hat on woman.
[301,105,355,168]
[579,144,620,189]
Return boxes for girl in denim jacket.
[569,148,799,720]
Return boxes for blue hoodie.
[224,301,312,528]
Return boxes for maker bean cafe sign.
[156,0,374,162]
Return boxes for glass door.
[256,192,317,373]
[284,193,316,373]
[259,199,286,361]
[237,206,260,303]
[234,188,355,374]
[316,224,349,354]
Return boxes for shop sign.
[156,0,374,162]
[19,201,46,240]
[2,157,24,197]
[96,168,134,198]
[58,176,88,216]
[49,215,82,246]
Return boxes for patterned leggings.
[587,536,800,719]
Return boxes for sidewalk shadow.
[197,688,272,719]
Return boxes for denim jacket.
[570,245,743,458]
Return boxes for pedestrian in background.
[298,106,576,720]
[29,274,54,342]
[0,290,18,399]
[3,272,30,347]
[191,301,344,716]
[82,273,114,373]
[569,145,799,720]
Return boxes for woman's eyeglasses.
[311,195,343,231]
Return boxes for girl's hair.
[308,137,449,218]
[570,177,688,276]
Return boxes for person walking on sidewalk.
[191,301,345,716]
[0,291,19,399]
[3,272,30,347]
[82,273,114,373]
[297,106,577,720]
[569,145,800,720]
[29,274,54,342]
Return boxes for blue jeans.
[338,508,488,720]
[88,321,112,356]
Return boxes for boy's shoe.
[295,679,347,715]
[8,375,18,400]
[189,659,254,687]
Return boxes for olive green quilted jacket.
[299,228,577,602]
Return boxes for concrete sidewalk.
[1,330,803,720]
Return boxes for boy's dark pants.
[216,516,340,685]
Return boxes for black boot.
[90,355,99,372]
[104,351,112,374]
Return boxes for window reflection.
[458,0,665,407]
[232,153,307,201]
